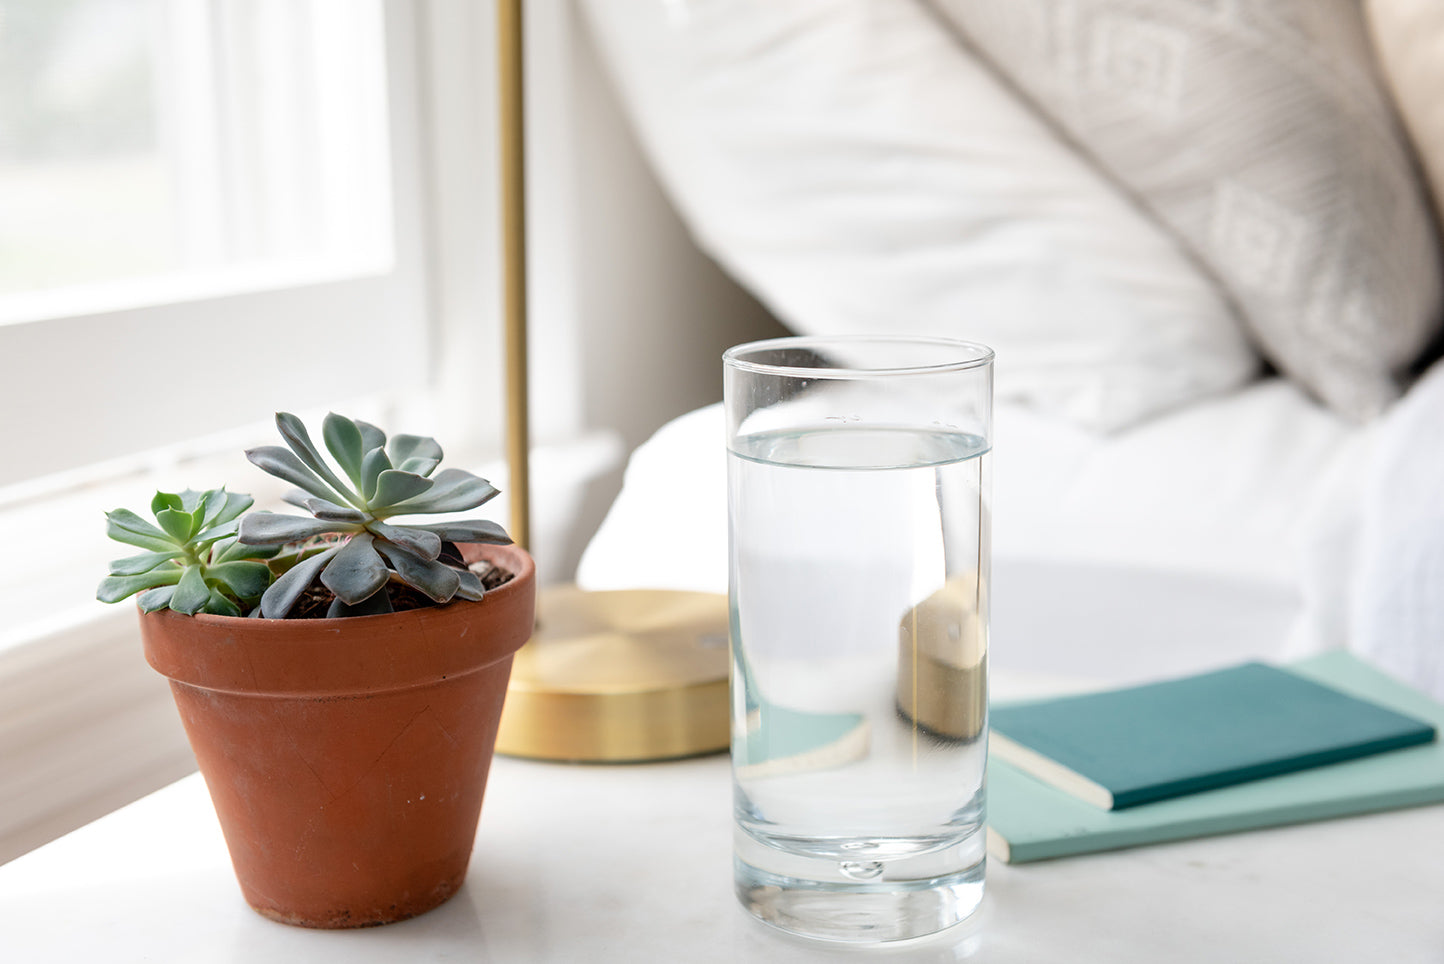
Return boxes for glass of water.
[724,335,993,943]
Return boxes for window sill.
[0,257,394,329]
[0,429,624,863]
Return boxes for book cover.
[732,651,870,780]
[990,660,1436,809]
[986,652,1444,863]
[735,702,870,780]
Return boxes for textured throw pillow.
[928,0,1444,422]
[1366,0,1444,233]
[577,0,1258,432]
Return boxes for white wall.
[568,6,786,454]
[525,0,786,579]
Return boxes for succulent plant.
[238,412,510,618]
[97,489,278,616]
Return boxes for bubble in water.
[838,860,884,881]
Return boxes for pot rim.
[140,543,536,697]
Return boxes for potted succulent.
[96,412,535,928]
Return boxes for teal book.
[732,646,870,781]
[987,653,1444,864]
[990,659,1436,810]
[735,702,870,780]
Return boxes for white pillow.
[577,0,1258,432]
[578,404,728,595]
[929,0,1444,422]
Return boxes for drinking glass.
[724,335,993,943]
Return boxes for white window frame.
[0,0,437,490]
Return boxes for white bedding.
[579,379,1360,591]
[579,367,1444,697]
[578,0,1441,430]
[577,379,1383,679]
[572,0,1444,697]
[1347,361,1444,697]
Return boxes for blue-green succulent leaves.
[239,412,510,618]
[97,489,278,616]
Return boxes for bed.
[573,0,1444,699]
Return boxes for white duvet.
[572,0,1444,697]
[578,367,1444,699]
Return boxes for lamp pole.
[497,0,530,552]
[489,0,730,763]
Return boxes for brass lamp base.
[495,587,732,763]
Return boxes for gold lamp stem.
[498,0,530,551]
[489,0,731,764]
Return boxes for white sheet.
[578,378,1363,598]
[574,377,1444,688]
[1349,360,1444,698]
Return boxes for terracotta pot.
[140,543,535,928]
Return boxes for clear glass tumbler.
[724,335,993,943]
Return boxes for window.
[0,0,433,491]
[0,0,469,645]
[0,0,509,861]
[1,0,392,301]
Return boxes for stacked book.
[986,652,1444,863]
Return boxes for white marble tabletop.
[2,745,1442,963]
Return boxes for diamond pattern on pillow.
[929,0,1444,421]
